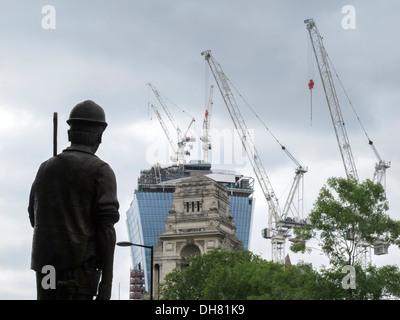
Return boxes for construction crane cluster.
[148,82,216,166]
[147,82,196,165]
[146,19,391,265]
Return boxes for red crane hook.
[308,79,314,90]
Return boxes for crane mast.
[200,85,214,163]
[202,50,307,263]
[305,19,358,180]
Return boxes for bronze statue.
[28,100,120,300]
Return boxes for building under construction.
[125,161,255,299]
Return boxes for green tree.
[159,249,262,300]
[309,264,400,300]
[247,260,318,300]
[292,177,400,267]
[159,248,320,300]
[291,176,400,299]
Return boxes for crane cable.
[159,90,195,121]
[226,77,301,168]
[148,85,152,120]
[307,32,315,126]
[326,53,372,144]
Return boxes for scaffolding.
[129,268,146,300]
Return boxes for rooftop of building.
[136,160,254,197]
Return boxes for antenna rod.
[53,112,58,156]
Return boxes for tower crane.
[305,19,390,264]
[201,50,308,263]
[305,19,391,186]
[200,85,214,163]
[148,82,196,164]
[304,19,358,181]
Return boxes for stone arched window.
[179,244,201,269]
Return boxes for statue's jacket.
[28,145,120,272]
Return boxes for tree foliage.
[290,176,400,299]
[159,248,318,300]
[159,247,400,300]
[292,177,400,267]
[311,264,400,300]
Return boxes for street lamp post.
[116,241,154,300]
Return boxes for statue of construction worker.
[28,100,120,300]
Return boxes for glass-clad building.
[228,195,254,249]
[125,162,254,295]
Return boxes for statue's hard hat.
[67,100,108,128]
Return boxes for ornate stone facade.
[153,174,243,298]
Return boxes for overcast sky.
[1,0,399,299]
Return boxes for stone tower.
[153,174,243,298]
